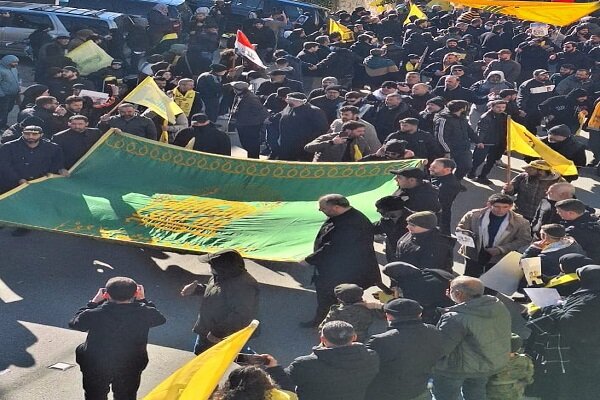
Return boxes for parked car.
[0,1,134,56]
[66,0,192,32]
[192,0,328,32]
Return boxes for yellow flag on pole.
[143,320,259,400]
[448,0,600,26]
[404,3,428,25]
[123,77,183,124]
[507,118,578,177]
[66,40,113,76]
[328,18,354,42]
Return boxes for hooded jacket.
[561,212,600,263]
[285,344,379,400]
[0,55,20,97]
[193,251,259,338]
[538,88,588,131]
[435,295,511,377]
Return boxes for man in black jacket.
[231,81,269,159]
[173,113,231,156]
[557,199,600,263]
[531,182,576,239]
[373,94,418,142]
[433,100,484,181]
[301,194,383,327]
[468,100,507,184]
[384,117,444,164]
[366,298,447,400]
[391,168,441,214]
[266,321,379,400]
[395,211,455,271]
[69,277,166,400]
[51,115,103,169]
[430,158,461,234]
[256,70,304,100]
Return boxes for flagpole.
[506,115,512,185]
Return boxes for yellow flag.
[404,3,428,25]
[66,40,113,76]
[352,144,363,161]
[123,77,184,124]
[143,320,259,400]
[449,0,600,26]
[328,18,354,42]
[507,118,578,177]
[587,101,600,130]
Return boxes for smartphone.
[237,354,268,366]
[101,288,108,299]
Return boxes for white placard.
[480,251,523,295]
[524,288,562,308]
[79,89,109,101]
[456,231,475,248]
[521,257,543,286]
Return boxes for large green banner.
[0,131,423,261]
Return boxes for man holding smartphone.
[69,277,166,400]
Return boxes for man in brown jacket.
[456,193,532,277]
[304,121,372,162]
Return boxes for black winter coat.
[366,320,446,400]
[384,129,444,163]
[374,102,418,141]
[277,104,328,161]
[234,91,269,126]
[69,300,166,370]
[393,181,441,213]
[315,46,355,79]
[285,344,379,400]
[395,228,455,271]
[433,110,480,153]
[305,207,382,289]
[173,123,231,156]
[561,213,600,263]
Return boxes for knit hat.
[390,168,426,179]
[383,298,423,320]
[406,211,438,230]
[426,96,446,108]
[286,92,307,101]
[525,159,552,171]
[548,124,572,138]
[511,333,524,353]
[195,6,210,14]
[559,253,594,273]
[334,283,364,303]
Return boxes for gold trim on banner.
[98,130,425,179]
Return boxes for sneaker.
[466,171,477,179]
[475,176,493,185]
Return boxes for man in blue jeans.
[433,276,511,400]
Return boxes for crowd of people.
[1,0,598,399]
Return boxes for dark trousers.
[237,124,262,159]
[464,258,492,278]
[0,95,16,128]
[438,207,452,235]
[433,375,488,400]
[470,144,504,178]
[314,278,337,323]
[451,149,473,180]
[202,98,220,122]
[81,367,143,400]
